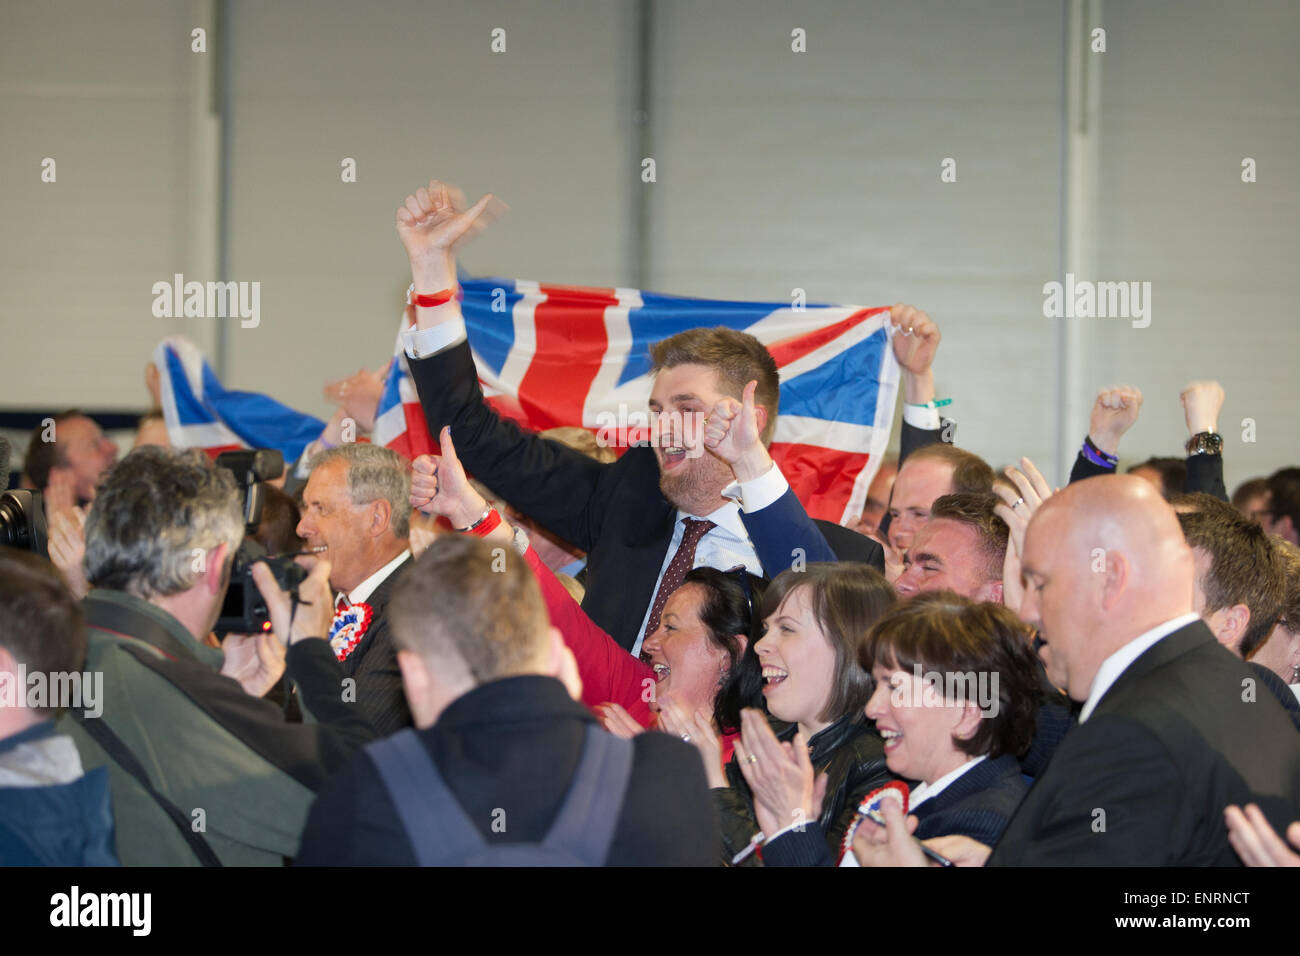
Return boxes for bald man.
[990,475,1300,866]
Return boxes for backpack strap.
[84,595,190,663]
[71,711,223,867]
[540,726,635,865]
[365,728,485,866]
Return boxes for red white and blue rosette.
[329,602,373,662]
[838,780,910,866]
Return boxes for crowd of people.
[2,178,1298,867]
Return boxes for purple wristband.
[1081,438,1117,470]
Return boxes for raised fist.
[1088,385,1143,456]
[1180,381,1225,437]
[889,304,941,377]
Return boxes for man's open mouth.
[661,446,688,469]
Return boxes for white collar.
[347,549,412,606]
[678,500,747,542]
[1078,612,1200,723]
[909,754,987,810]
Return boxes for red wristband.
[464,508,504,538]
[407,285,457,309]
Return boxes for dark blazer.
[337,554,413,735]
[910,753,1028,845]
[990,621,1300,866]
[409,339,882,652]
[295,675,719,866]
[1250,661,1300,734]
[1019,661,1075,779]
[763,752,1028,867]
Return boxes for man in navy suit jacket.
[990,476,1300,866]
[393,179,882,654]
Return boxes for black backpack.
[366,725,633,866]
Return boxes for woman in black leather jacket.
[673,562,898,864]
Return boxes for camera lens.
[0,490,49,556]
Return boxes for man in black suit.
[392,178,882,655]
[1176,503,1300,731]
[295,535,718,865]
[989,475,1300,865]
[297,444,413,734]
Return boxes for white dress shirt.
[901,402,941,430]
[908,754,988,811]
[345,549,412,606]
[1077,612,1201,723]
[404,315,468,359]
[629,464,788,657]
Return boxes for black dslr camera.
[0,435,48,556]
[213,449,308,636]
[0,489,48,557]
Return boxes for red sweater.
[524,547,739,763]
[524,546,656,727]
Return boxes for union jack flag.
[156,281,899,524]
[153,336,325,463]
[374,278,900,524]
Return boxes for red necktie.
[644,518,716,644]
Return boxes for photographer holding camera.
[59,446,378,865]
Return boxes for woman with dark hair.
[646,566,766,742]
[546,561,766,763]
[746,590,1041,866]
[673,561,899,864]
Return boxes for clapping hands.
[734,708,828,839]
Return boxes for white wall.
[647,0,1064,476]
[0,0,214,411]
[223,0,635,414]
[3,0,1297,490]
[1090,0,1300,491]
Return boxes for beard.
[658,451,734,515]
